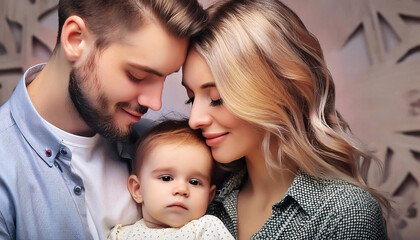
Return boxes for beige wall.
[1,1,419,239]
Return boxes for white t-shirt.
[107,215,234,240]
[46,121,139,239]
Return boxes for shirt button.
[60,148,67,155]
[45,149,52,157]
[73,186,83,195]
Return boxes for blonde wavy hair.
[191,0,390,212]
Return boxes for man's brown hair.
[56,0,207,49]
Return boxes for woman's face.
[182,50,264,163]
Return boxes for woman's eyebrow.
[200,82,216,89]
[181,81,216,89]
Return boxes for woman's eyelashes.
[185,97,194,105]
[184,97,223,106]
[210,98,223,106]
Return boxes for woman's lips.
[203,132,228,147]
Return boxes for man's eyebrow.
[128,63,164,77]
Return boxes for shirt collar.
[214,168,246,202]
[10,63,62,167]
[285,171,332,216]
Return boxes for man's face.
[69,21,189,140]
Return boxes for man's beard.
[68,53,148,141]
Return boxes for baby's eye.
[160,175,172,182]
[189,179,201,186]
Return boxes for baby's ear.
[208,184,216,204]
[128,175,143,203]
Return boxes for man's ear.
[60,15,90,62]
[128,175,143,204]
[208,184,216,204]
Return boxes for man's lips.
[121,108,142,122]
[202,132,228,147]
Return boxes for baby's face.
[137,143,215,228]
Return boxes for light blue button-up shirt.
[0,64,131,240]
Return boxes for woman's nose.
[188,99,212,130]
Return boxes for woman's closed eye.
[185,97,194,105]
[184,97,223,107]
[210,98,223,106]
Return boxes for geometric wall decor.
[0,0,58,104]
[332,1,420,239]
[284,0,420,239]
[283,1,420,239]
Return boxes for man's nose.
[137,79,164,111]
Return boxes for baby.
[108,119,233,240]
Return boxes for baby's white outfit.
[107,215,234,240]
